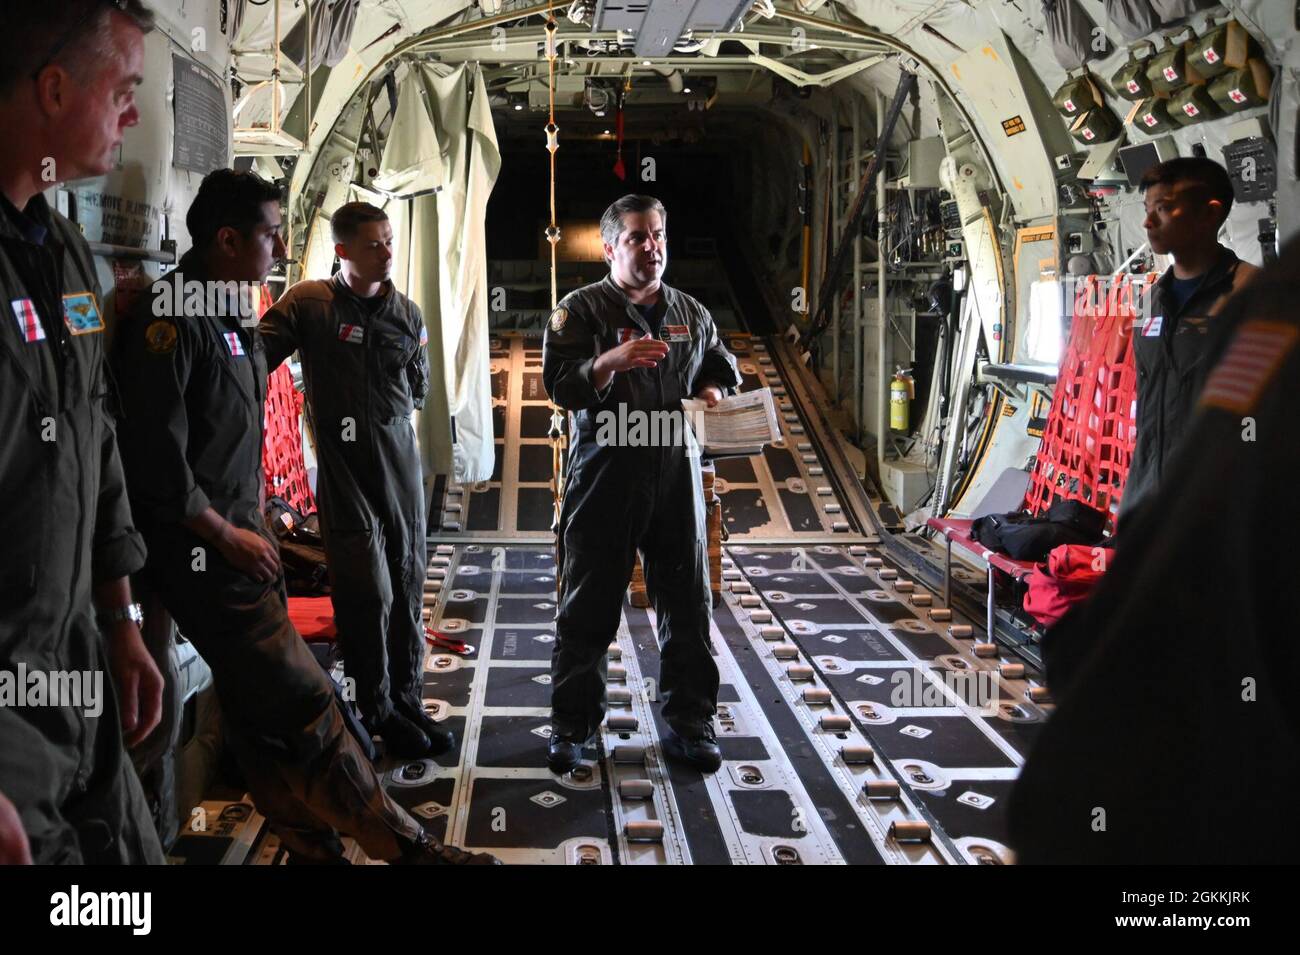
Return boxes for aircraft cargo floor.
[173,333,1045,865]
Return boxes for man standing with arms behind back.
[260,201,449,760]
[0,0,164,864]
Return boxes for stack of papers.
[681,387,782,458]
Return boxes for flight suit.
[259,276,430,726]
[0,193,162,864]
[543,275,740,741]
[113,253,425,862]
[1009,241,1300,863]
[1122,247,1257,518]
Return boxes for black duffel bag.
[971,499,1108,561]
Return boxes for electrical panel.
[939,196,962,233]
[900,137,945,190]
[1222,137,1277,203]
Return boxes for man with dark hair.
[0,0,163,864]
[114,172,496,864]
[1123,156,1259,517]
[543,194,740,775]
[259,201,447,759]
[186,172,290,250]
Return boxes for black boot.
[394,697,456,756]
[547,733,585,775]
[369,711,433,760]
[664,724,722,773]
[394,829,502,865]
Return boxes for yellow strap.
[544,4,567,545]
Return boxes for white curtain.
[374,62,501,485]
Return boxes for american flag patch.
[338,323,364,344]
[224,332,245,356]
[10,298,46,343]
[1200,321,1298,414]
[617,327,643,345]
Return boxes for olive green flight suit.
[113,252,426,862]
[259,276,430,726]
[0,192,162,864]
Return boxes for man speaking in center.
[542,194,740,775]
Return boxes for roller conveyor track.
[173,331,1046,865]
[402,331,1047,864]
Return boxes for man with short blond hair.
[260,201,446,760]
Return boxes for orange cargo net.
[256,284,316,515]
[1023,274,1153,533]
[263,365,316,515]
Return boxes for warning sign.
[1001,115,1026,137]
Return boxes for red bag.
[1023,543,1109,627]
[286,596,337,642]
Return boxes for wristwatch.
[97,603,144,628]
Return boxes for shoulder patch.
[1200,320,1298,414]
[144,319,178,355]
[63,292,104,335]
[549,307,568,332]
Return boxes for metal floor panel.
[360,536,1034,864]
[197,329,1037,864]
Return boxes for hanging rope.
[612,88,626,180]
[543,2,569,585]
[544,10,561,307]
